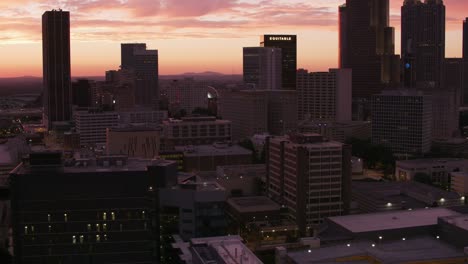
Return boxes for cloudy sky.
[0,0,466,77]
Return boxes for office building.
[402,0,445,90]
[215,164,267,197]
[260,35,297,90]
[118,109,167,125]
[10,153,178,264]
[339,0,400,101]
[120,43,158,107]
[72,79,95,107]
[161,78,218,115]
[432,90,460,139]
[106,126,162,159]
[450,171,468,196]
[159,180,227,241]
[219,90,297,140]
[444,58,464,105]
[371,90,432,154]
[266,133,352,235]
[396,158,468,184]
[297,69,352,123]
[463,18,468,105]
[267,90,297,135]
[74,108,119,146]
[42,10,72,129]
[298,121,371,143]
[162,116,231,147]
[175,143,252,172]
[243,47,282,90]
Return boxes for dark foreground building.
[10,153,177,264]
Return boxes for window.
[103,224,107,231]
[24,226,28,235]
[79,235,84,244]
[103,212,107,221]
[87,224,91,231]
[47,214,51,222]
[96,235,100,242]
[72,236,76,244]
[111,212,115,221]
[64,213,68,222]
[96,224,100,232]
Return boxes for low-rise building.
[172,235,263,264]
[162,116,231,147]
[215,164,266,197]
[106,126,162,158]
[352,181,464,213]
[227,196,282,224]
[176,143,252,172]
[395,158,468,184]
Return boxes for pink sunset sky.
[0,0,466,77]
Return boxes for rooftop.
[328,208,459,233]
[191,235,263,264]
[287,236,464,264]
[227,196,281,214]
[440,214,468,231]
[175,144,252,157]
[397,158,468,167]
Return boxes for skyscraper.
[42,10,72,129]
[463,18,468,105]
[339,0,400,101]
[401,0,445,90]
[121,43,159,107]
[243,47,282,90]
[260,35,297,90]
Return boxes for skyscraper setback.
[42,10,72,129]
[401,0,445,90]
[260,35,297,90]
[121,43,159,107]
[339,0,400,101]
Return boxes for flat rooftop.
[397,158,468,167]
[175,144,252,157]
[287,236,464,264]
[191,236,263,264]
[0,144,13,165]
[228,196,281,214]
[328,208,460,233]
[440,214,468,231]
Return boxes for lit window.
[31,226,35,233]
[48,225,52,232]
[142,211,146,219]
[80,235,84,244]
[104,234,107,241]
[96,235,100,242]
[96,224,100,232]
[24,226,28,235]
[111,212,115,221]
[72,235,76,244]
[87,224,91,231]
[103,212,107,221]
[48,214,51,222]
[64,213,68,222]
[103,224,107,231]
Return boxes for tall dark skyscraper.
[42,10,72,129]
[463,18,468,105]
[401,0,445,90]
[260,35,297,90]
[243,47,282,90]
[339,0,400,118]
[121,43,159,107]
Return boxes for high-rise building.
[339,0,400,101]
[72,79,95,107]
[443,58,464,105]
[463,18,468,105]
[42,10,72,129]
[10,154,178,264]
[266,133,351,235]
[371,90,432,154]
[297,69,352,123]
[121,43,159,107]
[243,47,282,90]
[401,0,445,90]
[260,35,297,90]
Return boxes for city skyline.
[0,0,467,77]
